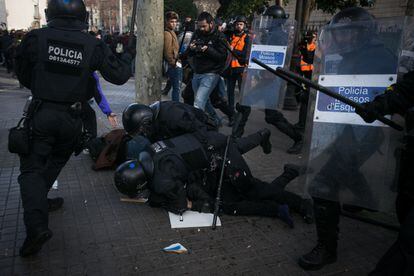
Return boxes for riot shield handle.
[251,58,404,131]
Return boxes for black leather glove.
[355,102,378,123]
[191,200,213,213]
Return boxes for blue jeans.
[167,66,182,102]
[192,73,220,111]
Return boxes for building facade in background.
[85,0,134,33]
[1,0,47,30]
[284,0,409,31]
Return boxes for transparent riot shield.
[303,17,406,212]
[178,31,194,53]
[240,17,296,110]
[398,16,414,78]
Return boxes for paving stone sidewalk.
[0,70,397,275]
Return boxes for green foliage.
[217,0,376,19]
[164,0,198,19]
[222,0,267,18]
[315,0,375,14]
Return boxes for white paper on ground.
[52,180,58,190]
[168,211,221,229]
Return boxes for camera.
[192,39,206,52]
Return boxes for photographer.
[186,12,228,111]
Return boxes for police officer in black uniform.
[232,5,303,154]
[356,70,414,275]
[115,131,312,226]
[298,7,398,271]
[123,101,214,141]
[122,101,273,153]
[14,0,132,257]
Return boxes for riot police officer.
[14,0,132,257]
[298,7,398,270]
[356,70,414,275]
[122,101,274,157]
[232,5,303,154]
[122,101,213,141]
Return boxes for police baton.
[251,58,404,131]
[212,135,231,230]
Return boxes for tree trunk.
[193,0,220,16]
[135,0,163,104]
[301,0,315,31]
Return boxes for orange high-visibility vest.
[230,33,247,68]
[300,42,316,72]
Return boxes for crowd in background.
[162,11,317,154]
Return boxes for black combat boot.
[283,163,308,176]
[48,197,64,212]
[287,138,303,154]
[259,128,272,154]
[20,228,53,257]
[298,241,337,270]
[298,198,340,270]
[232,104,251,138]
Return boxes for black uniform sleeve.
[164,103,209,135]
[357,71,414,123]
[150,155,189,214]
[15,31,38,89]
[373,71,414,116]
[92,40,132,85]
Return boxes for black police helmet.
[45,0,88,23]
[122,103,154,136]
[327,7,376,54]
[234,15,247,24]
[330,7,375,26]
[114,160,147,197]
[264,5,289,19]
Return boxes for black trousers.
[18,105,82,237]
[220,132,303,217]
[226,73,243,116]
[221,168,303,217]
[296,70,312,128]
[233,104,302,142]
[370,194,414,275]
[81,103,97,138]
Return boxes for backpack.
[89,129,130,170]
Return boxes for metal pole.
[130,0,138,36]
[119,0,123,33]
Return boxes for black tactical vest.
[150,134,209,171]
[31,27,98,103]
